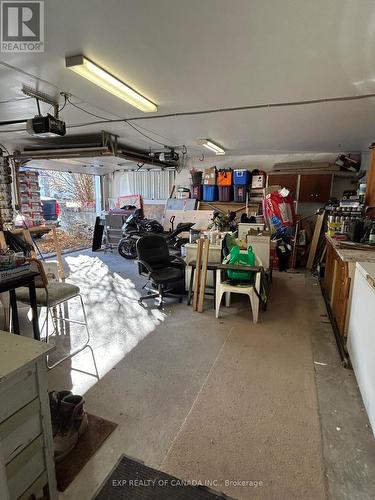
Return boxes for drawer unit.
[0,399,42,464]
[6,435,45,499]
[0,367,38,423]
[0,332,56,500]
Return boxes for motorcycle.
[117,210,195,259]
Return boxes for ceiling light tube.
[199,139,225,155]
[65,55,157,113]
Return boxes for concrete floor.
[16,249,375,499]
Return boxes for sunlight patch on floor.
[49,254,166,395]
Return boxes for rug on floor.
[93,455,233,500]
[56,412,117,492]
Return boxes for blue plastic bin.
[233,169,251,185]
[202,185,218,201]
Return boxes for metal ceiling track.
[22,85,60,117]
[12,131,178,169]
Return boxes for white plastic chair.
[215,255,263,323]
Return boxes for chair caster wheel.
[138,299,143,305]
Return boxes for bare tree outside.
[37,170,96,254]
[45,171,95,204]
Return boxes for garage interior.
[1,1,375,500]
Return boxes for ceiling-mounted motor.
[26,113,66,137]
[22,85,66,137]
[158,149,179,162]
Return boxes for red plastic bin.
[191,184,202,200]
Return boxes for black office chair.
[136,235,186,308]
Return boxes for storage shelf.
[198,201,259,207]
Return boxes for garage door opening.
[17,167,100,256]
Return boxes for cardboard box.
[251,173,266,189]
[203,167,217,185]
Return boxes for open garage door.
[10,131,178,255]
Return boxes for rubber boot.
[49,390,72,437]
[54,395,88,462]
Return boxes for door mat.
[94,455,233,499]
[56,412,117,492]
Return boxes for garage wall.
[175,154,364,192]
[174,153,340,187]
[107,170,175,201]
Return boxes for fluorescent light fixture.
[199,139,225,155]
[65,55,157,113]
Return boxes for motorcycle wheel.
[118,237,137,259]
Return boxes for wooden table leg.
[197,239,210,313]
[28,281,40,341]
[187,265,195,306]
[212,269,216,308]
[9,289,20,335]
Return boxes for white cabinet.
[0,332,56,499]
[184,243,222,290]
[347,262,375,438]
[237,223,265,240]
[246,234,271,270]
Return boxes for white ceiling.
[26,156,136,176]
[1,0,375,165]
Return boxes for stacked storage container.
[190,169,203,200]
[249,170,266,204]
[233,169,251,202]
[202,167,218,201]
[217,169,233,202]
[0,156,13,229]
[202,184,218,201]
[18,170,44,227]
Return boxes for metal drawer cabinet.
[0,332,56,500]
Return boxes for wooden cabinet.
[331,259,351,335]
[365,147,375,208]
[299,174,332,202]
[267,174,298,199]
[267,172,332,203]
[323,241,336,299]
[323,237,375,366]
[323,239,352,338]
